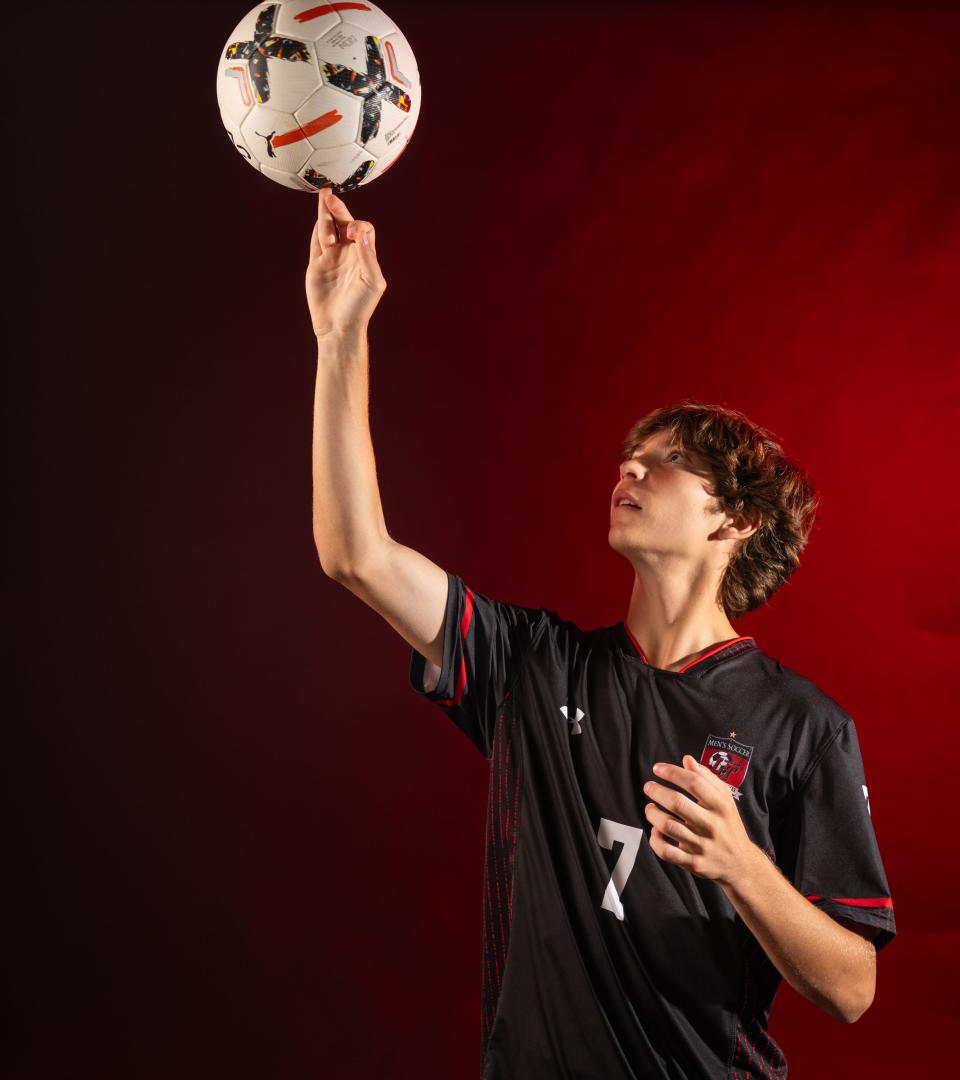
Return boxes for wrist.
[315,323,368,343]
[315,327,368,358]
[719,839,768,895]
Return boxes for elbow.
[835,974,876,1025]
[313,540,352,581]
[838,998,872,1024]
[320,559,354,582]
[828,928,877,1024]
[312,527,355,580]
[313,531,391,581]
[836,1000,869,1025]
[850,984,876,1024]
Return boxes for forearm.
[311,327,390,576]
[720,844,876,1023]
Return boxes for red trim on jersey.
[676,636,755,672]
[436,585,474,706]
[622,622,649,663]
[622,623,755,672]
[450,587,475,706]
[806,895,894,909]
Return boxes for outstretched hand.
[306,187,388,338]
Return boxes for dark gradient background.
[15,1,959,1077]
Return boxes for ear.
[716,510,761,543]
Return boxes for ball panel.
[216,6,261,125]
[295,86,363,150]
[352,28,420,163]
[219,114,262,174]
[261,162,317,191]
[314,20,383,75]
[219,2,322,112]
[318,1,396,37]
[217,61,255,129]
[380,28,420,88]
[273,0,341,39]
[240,106,314,171]
[247,47,321,112]
[299,143,377,194]
[358,127,413,188]
[314,22,418,149]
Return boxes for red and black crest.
[699,734,754,798]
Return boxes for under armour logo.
[560,704,585,735]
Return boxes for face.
[608,429,733,565]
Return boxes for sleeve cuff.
[808,897,897,952]
[408,571,457,702]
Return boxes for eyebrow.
[622,442,686,459]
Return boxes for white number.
[597,817,646,921]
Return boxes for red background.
[17,1,959,1076]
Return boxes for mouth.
[612,502,642,513]
[612,489,642,512]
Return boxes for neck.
[624,561,741,672]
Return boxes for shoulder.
[755,650,852,718]
[525,611,635,680]
[753,648,856,762]
[531,606,593,648]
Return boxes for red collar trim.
[620,622,756,673]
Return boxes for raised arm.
[307,189,449,670]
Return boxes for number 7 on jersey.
[597,817,646,921]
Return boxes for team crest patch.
[699,735,753,801]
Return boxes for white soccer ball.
[215,1,422,193]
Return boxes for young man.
[308,190,896,1079]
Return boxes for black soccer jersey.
[408,572,896,1080]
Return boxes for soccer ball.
[216,0,422,194]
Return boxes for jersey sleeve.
[774,718,896,951]
[407,571,546,759]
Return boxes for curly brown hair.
[620,400,820,619]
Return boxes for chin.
[607,527,632,555]
[608,522,650,559]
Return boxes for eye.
[667,450,685,463]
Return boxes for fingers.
[315,185,340,249]
[309,216,322,262]
[347,221,386,282]
[309,186,384,287]
[322,186,355,234]
[313,185,362,257]
[645,803,703,858]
